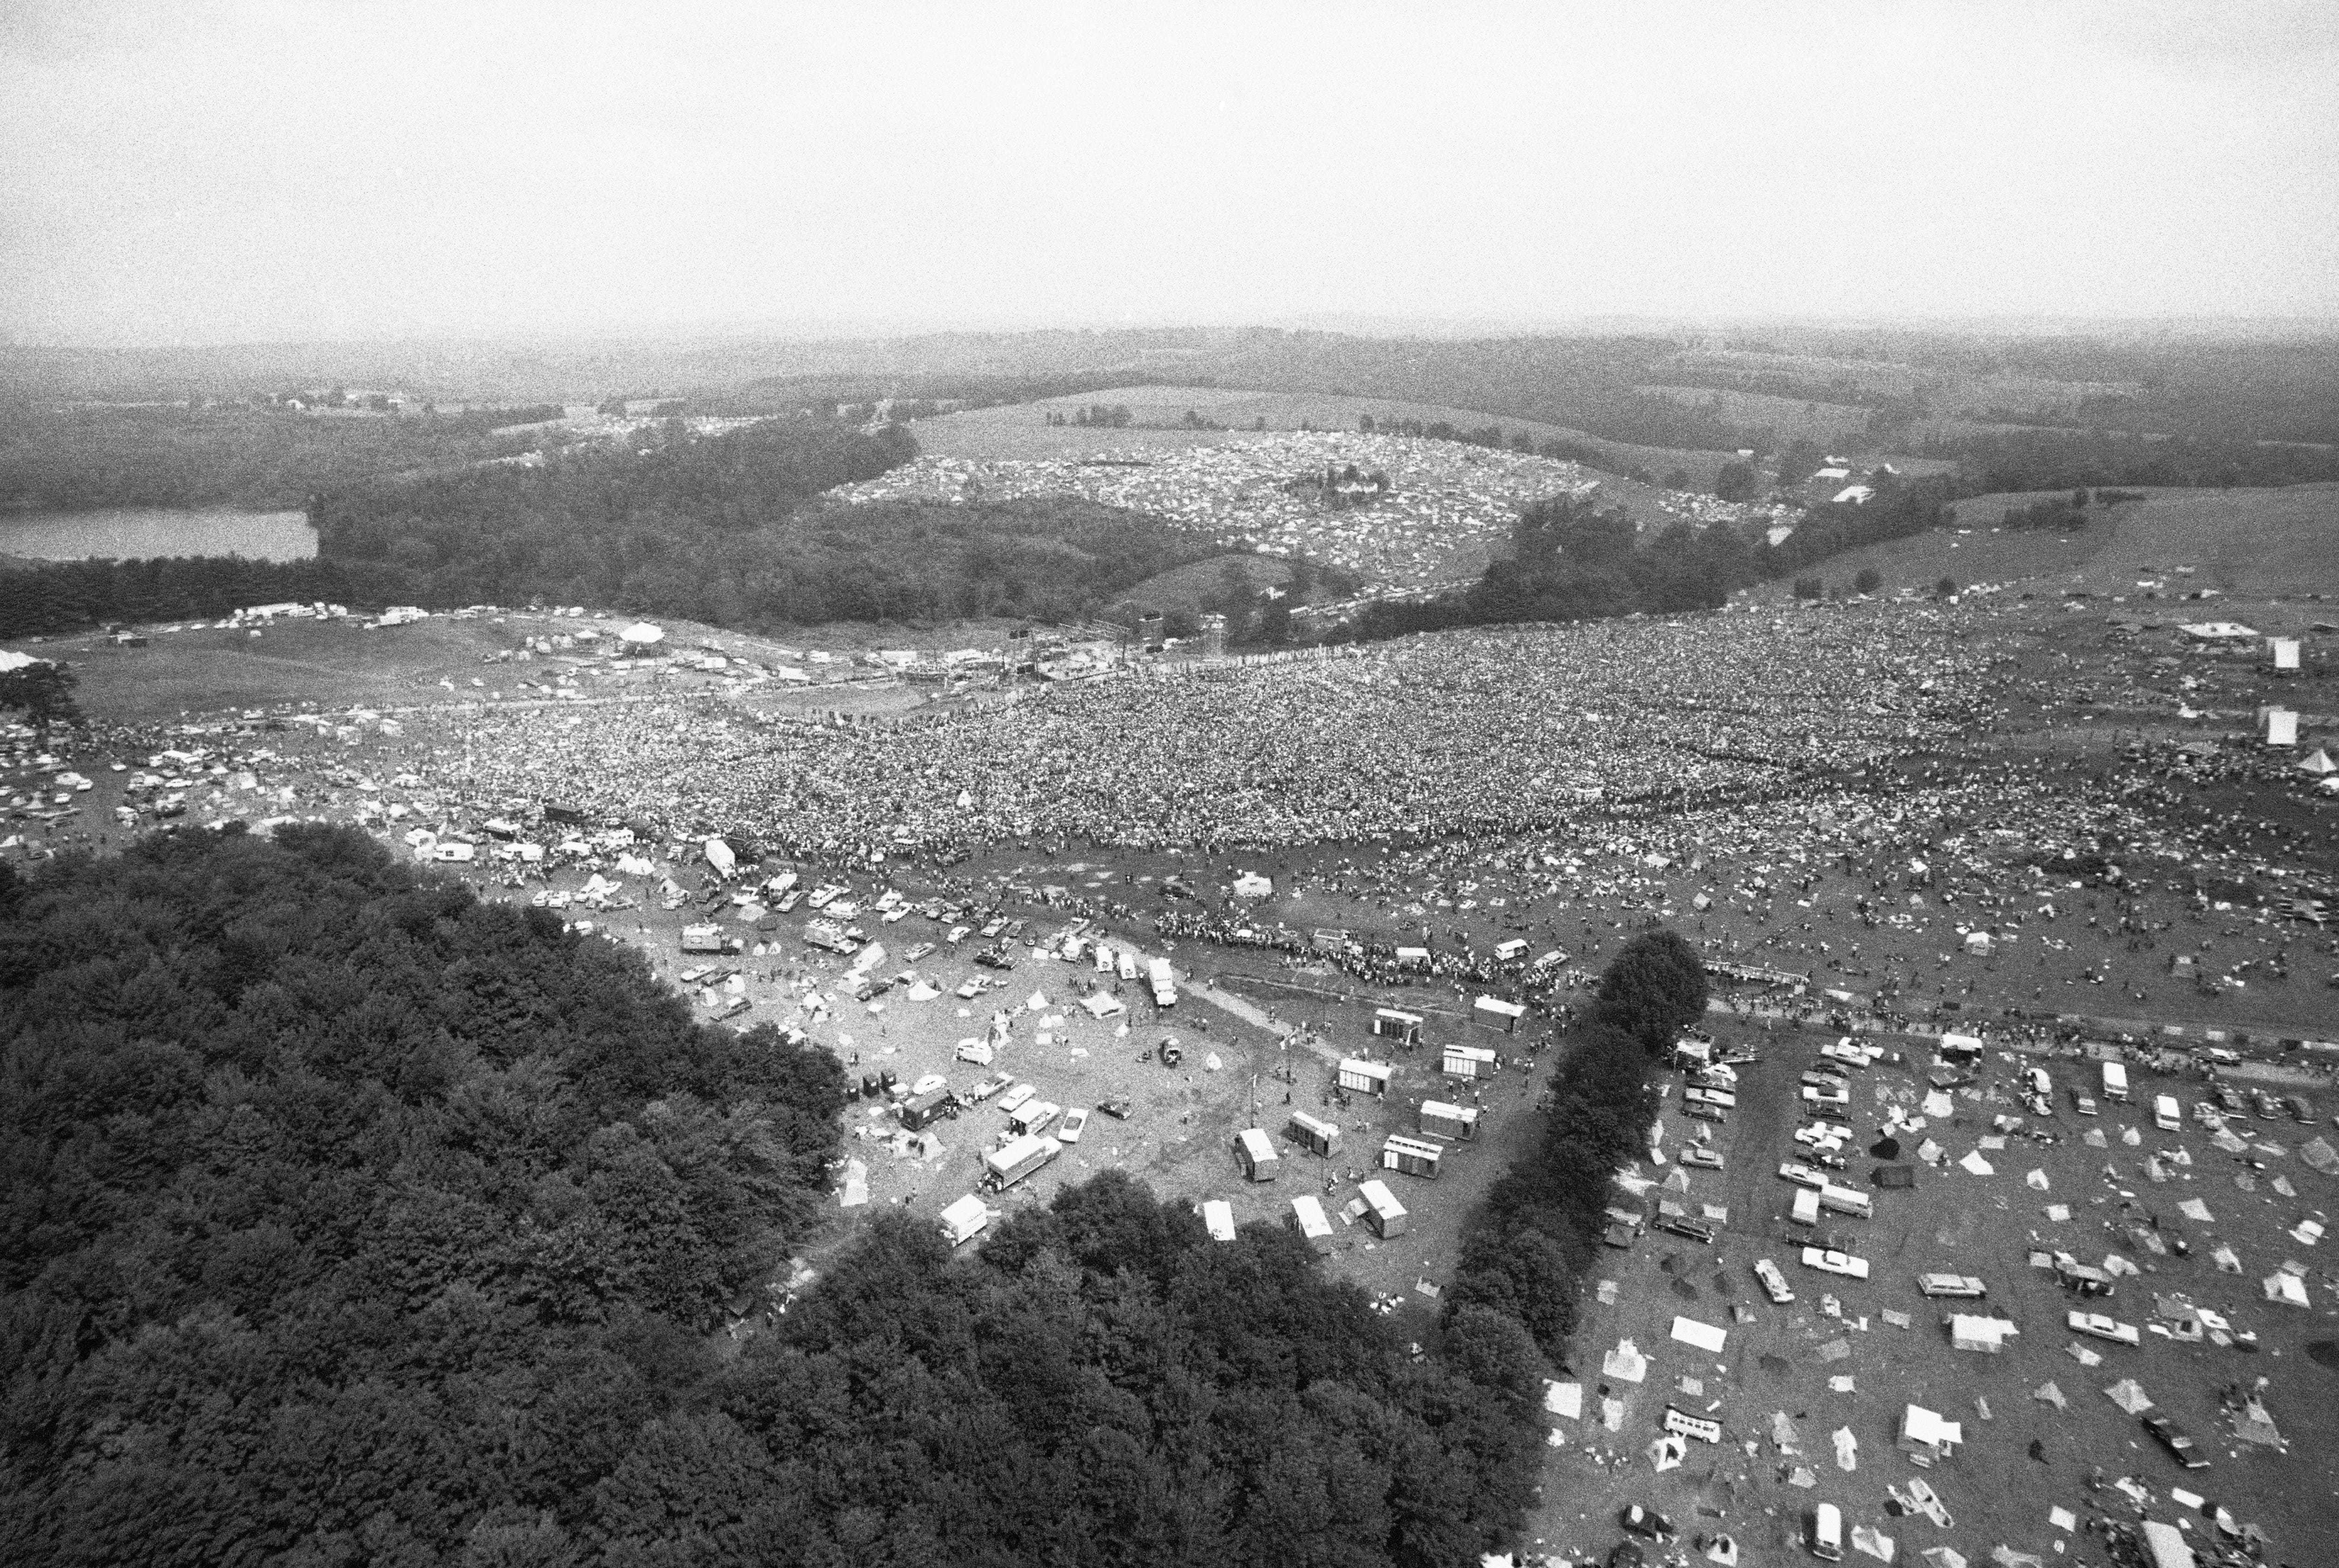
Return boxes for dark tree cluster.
[0,554,415,640]
[1921,426,2339,492]
[0,658,81,727]
[0,827,843,1566]
[1442,931,1703,1354]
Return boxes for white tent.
[703,837,736,876]
[1601,1339,1649,1384]
[2296,748,2338,776]
[1948,1315,2018,1353]
[1081,992,1126,1019]
[2263,1272,2310,1308]
[618,622,666,645]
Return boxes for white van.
[2101,1061,2130,1103]
[1811,1502,1843,1561]
[2153,1094,2181,1132]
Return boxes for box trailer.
[1790,1188,1823,1226]
[1338,1058,1392,1096]
[1381,1134,1444,1180]
[1359,1179,1408,1237]
[1200,1199,1236,1241]
[1663,1406,1723,1444]
[1371,1007,1423,1045]
[1289,1194,1335,1254]
[937,1194,989,1248]
[2153,1094,2182,1131]
[899,1087,958,1132]
[1418,1100,1481,1141]
[1471,995,1526,1033]
[1818,1184,1873,1219]
[981,1134,1061,1192]
[1442,1043,1499,1079]
[1145,956,1177,1007]
[1235,1127,1281,1182]
[1008,1100,1060,1139]
[1116,949,1138,981]
[680,924,727,954]
[1286,1109,1341,1158]
[2101,1060,2130,1102]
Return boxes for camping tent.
[618,622,666,646]
[2263,1272,2310,1308]
[2297,748,2338,776]
[1671,1316,1728,1354]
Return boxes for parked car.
[2143,1414,2210,1469]
[2070,1089,2098,1116]
[2068,1310,2141,1346]
[1058,1108,1090,1144]
[1679,1146,1724,1170]
[1097,1096,1134,1120]
[995,1083,1036,1114]
[1655,1217,1714,1244]
[1683,1103,1727,1124]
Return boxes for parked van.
[2101,1061,2130,1102]
[1817,1184,1873,1220]
[2153,1094,2182,1132]
[2027,1067,2053,1098]
[1811,1502,1843,1561]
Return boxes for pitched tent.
[2297,748,2338,776]
[2263,1271,2310,1308]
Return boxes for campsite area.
[1523,1021,2339,1568]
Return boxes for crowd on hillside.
[828,432,1611,589]
[427,600,1987,860]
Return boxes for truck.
[680,924,727,954]
[1146,956,1177,1008]
[980,1134,1061,1192]
[898,1087,958,1132]
[937,1193,989,1247]
[1817,1184,1873,1220]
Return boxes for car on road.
[1655,1217,1714,1244]
[2068,1310,2141,1345]
[1619,1505,1676,1541]
[1679,1146,1724,1170]
[1058,1108,1090,1144]
[2143,1414,2210,1469]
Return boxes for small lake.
[0,507,317,563]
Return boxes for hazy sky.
[3,0,2336,344]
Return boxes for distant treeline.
[1446,932,1702,1352]
[0,827,1548,1565]
[1342,479,1949,641]
[1923,427,2339,492]
[0,403,552,512]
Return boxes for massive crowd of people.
[428,600,1987,860]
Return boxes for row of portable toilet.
[1245,1100,1481,1184]
[1339,1047,1499,1093]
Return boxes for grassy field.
[1524,1025,2339,1568]
[1749,484,2339,602]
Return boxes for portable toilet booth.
[1289,1194,1335,1255]
[2266,707,2299,747]
[1338,1057,1393,1096]
[1381,1134,1445,1180]
[1418,1100,1481,1141]
[1442,1043,1499,1080]
[1235,1127,1282,1182]
[1471,995,1526,1034]
[1286,1109,1341,1158]
[1371,1007,1424,1046]
[1359,1178,1408,1238]
[1200,1199,1236,1242]
[937,1194,989,1248]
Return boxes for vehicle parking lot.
[1521,1017,2339,1568]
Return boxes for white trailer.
[1286,1110,1341,1158]
[1289,1194,1335,1255]
[937,1194,989,1247]
[1359,1179,1408,1237]
[1471,996,1526,1034]
[1381,1134,1444,1180]
[1371,1007,1423,1045]
[1200,1199,1236,1241]
[1418,1100,1481,1141]
[2101,1061,2130,1102]
[1235,1127,1282,1182]
[1146,956,1177,1007]
[981,1134,1061,1193]
[1338,1058,1392,1096]
[1818,1184,1873,1219]
[1442,1043,1499,1079]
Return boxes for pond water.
[0,507,317,563]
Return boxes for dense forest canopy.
[0,827,1560,1566]
[0,826,845,1564]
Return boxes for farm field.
[1525,1024,2339,1568]
[1634,383,1879,446]
[918,384,1749,490]
[1751,484,2339,602]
